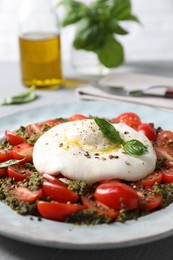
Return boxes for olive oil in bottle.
[19,33,63,89]
[18,0,63,90]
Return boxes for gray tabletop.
[1,61,173,260]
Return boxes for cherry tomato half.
[11,186,43,202]
[154,146,173,168]
[13,143,33,163]
[136,186,163,210]
[68,114,89,121]
[138,171,163,187]
[42,180,79,203]
[113,112,141,130]
[44,119,62,127]
[157,130,173,149]
[5,130,26,145]
[81,195,118,219]
[43,173,68,187]
[94,181,139,211]
[0,147,13,163]
[7,164,33,181]
[0,168,7,177]
[161,168,173,184]
[25,123,45,136]
[137,123,157,142]
[37,201,86,221]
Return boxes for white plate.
[0,101,173,250]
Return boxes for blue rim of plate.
[0,100,173,250]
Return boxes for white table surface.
[1,61,173,260]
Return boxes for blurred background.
[0,0,173,65]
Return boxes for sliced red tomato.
[81,195,118,219]
[11,186,43,202]
[154,146,173,167]
[138,171,163,187]
[13,143,33,163]
[44,119,62,127]
[161,168,173,184]
[113,112,141,130]
[137,123,157,142]
[5,130,26,145]
[94,181,139,211]
[136,186,162,210]
[25,123,45,136]
[42,180,79,203]
[43,173,68,187]
[37,201,86,221]
[157,130,173,149]
[7,164,33,181]
[0,168,7,177]
[0,147,13,163]
[68,114,89,121]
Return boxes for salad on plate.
[0,112,173,225]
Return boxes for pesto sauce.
[5,196,37,215]
[27,172,44,190]
[0,171,44,215]
[0,138,12,149]
[27,133,42,145]
[65,209,112,225]
[0,177,37,215]
[116,208,149,223]
[68,179,97,196]
[157,183,173,208]
[14,126,26,137]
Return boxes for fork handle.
[165,88,173,98]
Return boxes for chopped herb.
[116,208,149,223]
[65,209,112,225]
[27,133,41,145]
[27,172,44,191]
[156,126,163,135]
[0,138,11,149]
[14,126,26,137]
[157,183,173,208]
[155,158,166,170]
[68,179,96,195]
[0,177,37,215]
[5,197,37,215]
[43,125,51,132]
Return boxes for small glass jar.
[18,0,63,90]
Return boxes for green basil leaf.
[59,0,140,69]
[123,139,148,156]
[123,14,140,23]
[89,2,111,22]
[108,20,129,35]
[73,18,106,51]
[60,1,89,26]
[94,117,123,144]
[111,0,131,19]
[96,35,124,67]
[0,86,38,105]
[0,159,25,168]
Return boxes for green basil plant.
[58,0,140,68]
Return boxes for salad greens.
[59,0,139,68]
